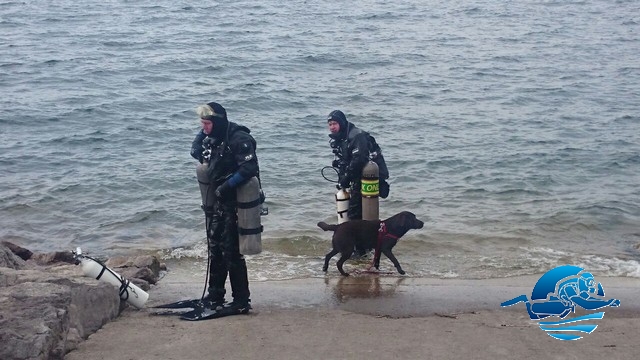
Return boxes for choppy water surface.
[1,0,639,280]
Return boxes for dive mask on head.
[202,113,225,121]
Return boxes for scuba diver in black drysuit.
[187,101,259,318]
[327,110,390,256]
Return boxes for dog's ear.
[408,212,421,223]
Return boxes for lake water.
[1,0,639,281]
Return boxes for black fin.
[152,298,202,309]
[180,307,222,321]
[179,303,251,321]
[150,310,191,316]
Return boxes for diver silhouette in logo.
[501,265,620,319]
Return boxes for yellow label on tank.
[361,179,379,196]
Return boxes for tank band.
[96,265,107,280]
[119,279,130,300]
[239,226,263,235]
[237,198,262,209]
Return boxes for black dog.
[318,211,424,276]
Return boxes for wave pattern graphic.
[538,312,605,341]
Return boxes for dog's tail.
[317,221,338,232]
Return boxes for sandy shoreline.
[65,274,640,360]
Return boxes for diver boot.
[222,299,252,315]
[180,299,250,321]
[198,296,225,311]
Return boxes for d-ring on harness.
[371,221,400,268]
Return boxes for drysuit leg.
[208,202,251,304]
[347,181,363,220]
[206,211,227,303]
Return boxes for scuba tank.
[237,176,263,255]
[196,162,217,212]
[73,248,149,309]
[361,160,380,221]
[197,138,264,255]
[336,188,350,224]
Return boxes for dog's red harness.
[373,221,400,262]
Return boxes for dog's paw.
[397,269,406,275]
[322,267,328,272]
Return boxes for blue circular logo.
[501,265,621,340]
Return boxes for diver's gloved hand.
[332,160,340,168]
[338,175,350,189]
[214,181,232,200]
[202,137,216,148]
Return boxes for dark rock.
[129,276,151,291]
[0,244,27,270]
[106,255,162,284]
[29,251,77,266]
[119,267,156,286]
[2,241,33,261]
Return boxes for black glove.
[214,181,232,200]
[338,175,350,189]
[202,137,216,148]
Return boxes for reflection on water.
[325,274,407,303]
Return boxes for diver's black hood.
[203,101,229,140]
[327,110,350,140]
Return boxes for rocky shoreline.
[0,242,163,360]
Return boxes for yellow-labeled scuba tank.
[237,176,263,255]
[335,188,350,223]
[361,160,380,221]
[73,248,149,309]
